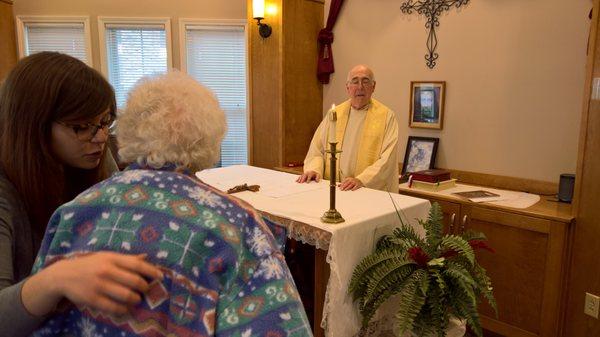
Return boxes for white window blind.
[185,25,248,167]
[105,24,168,107]
[24,23,88,62]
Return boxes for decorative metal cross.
[401,0,470,68]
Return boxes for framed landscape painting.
[409,81,446,129]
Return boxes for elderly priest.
[297,64,399,192]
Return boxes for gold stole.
[324,99,387,181]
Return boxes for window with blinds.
[17,18,90,64]
[184,24,248,167]
[103,23,169,107]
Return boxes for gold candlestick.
[321,141,345,224]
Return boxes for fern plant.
[348,203,497,337]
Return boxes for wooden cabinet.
[400,187,573,337]
[0,0,17,80]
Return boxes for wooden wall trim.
[282,0,324,165]
[249,0,323,168]
[443,168,558,196]
[0,0,13,5]
[573,0,599,213]
[563,0,600,335]
[0,0,17,80]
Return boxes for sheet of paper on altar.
[196,165,325,198]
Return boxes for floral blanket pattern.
[31,165,312,337]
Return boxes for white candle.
[329,103,336,143]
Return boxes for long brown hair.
[0,52,116,237]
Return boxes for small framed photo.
[402,136,439,175]
[409,81,446,129]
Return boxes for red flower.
[468,240,495,253]
[441,249,458,259]
[408,246,430,267]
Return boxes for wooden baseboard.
[442,168,557,196]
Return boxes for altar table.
[196,165,430,337]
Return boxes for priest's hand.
[296,170,321,183]
[339,177,364,191]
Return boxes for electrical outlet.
[584,293,600,318]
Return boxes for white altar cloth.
[197,165,430,337]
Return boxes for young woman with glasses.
[0,52,163,337]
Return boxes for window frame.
[178,19,251,166]
[15,15,93,65]
[97,16,173,77]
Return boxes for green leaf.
[423,203,444,249]
[453,285,482,337]
[430,269,447,293]
[364,260,416,305]
[348,247,408,300]
[445,262,477,288]
[460,230,487,242]
[391,223,426,249]
[472,263,498,316]
[360,287,398,326]
[395,269,428,335]
[440,235,475,265]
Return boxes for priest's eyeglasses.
[348,77,374,87]
[57,113,116,141]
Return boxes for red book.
[410,169,451,183]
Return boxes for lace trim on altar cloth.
[260,212,331,250]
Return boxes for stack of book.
[408,169,456,192]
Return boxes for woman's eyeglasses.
[57,114,116,141]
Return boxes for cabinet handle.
[449,213,456,233]
[461,215,468,233]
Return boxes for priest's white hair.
[346,64,375,82]
[117,71,226,171]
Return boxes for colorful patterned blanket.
[31,164,313,337]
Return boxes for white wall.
[13,0,246,70]
[323,0,590,183]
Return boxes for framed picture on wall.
[402,136,439,175]
[409,81,446,129]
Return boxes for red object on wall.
[317,0,346,84]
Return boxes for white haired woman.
[30,72,313,337]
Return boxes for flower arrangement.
[348,203,497,337]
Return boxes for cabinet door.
[460,205,568,337]
[430,198,461,234]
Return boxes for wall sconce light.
[252,0,272,38]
